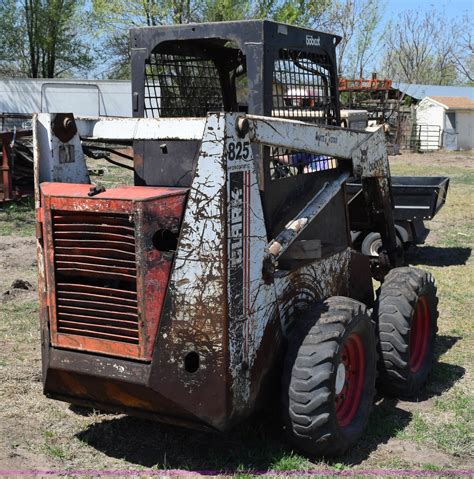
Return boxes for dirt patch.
[377,439,468,468]
[0,418,55,471]
[2,279,36,303]
[0,236,37,293]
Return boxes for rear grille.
[52,211,139,344]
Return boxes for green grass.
[0,152,472,473]
[0,198,35,236]
[270,452,312,471]
[390,158,473,460]
[397,394,473,458]
[432,390,474,456]
[43,431,69,460]
[0,299,39,340]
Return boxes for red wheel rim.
[409,296,430,373]
[335,333,366,428]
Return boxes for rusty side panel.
[40,182,187,361]
[45,368,204,427]
[43,345,210,429]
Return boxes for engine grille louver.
[41,183,188,361]
[52,211,139,345]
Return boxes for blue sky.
[382,0,473,22]
[364,0,474,79]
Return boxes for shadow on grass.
[406,246,471,267]
[434,334,460,358]
[76,410,295,471]
[403,335,465,402]
[74,335,464,471]
[333,398,412,466]
[76,399,414,470]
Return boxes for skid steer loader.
[33,20,439,456]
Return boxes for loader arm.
[240,114,402,272]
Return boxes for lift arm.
[239,114,402,270]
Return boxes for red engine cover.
[40,183,188,361]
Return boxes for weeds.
[0,198,35,236]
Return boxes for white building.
[0,78,132,117]
[416,96,474,151]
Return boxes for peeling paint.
[34,111,386,432]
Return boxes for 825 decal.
[227,140,250,161]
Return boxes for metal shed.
[393,82,474,101]
[415,96,474,151]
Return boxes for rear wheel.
[374,267,438,396]
[361,231,402,257]
[282,297,377,456]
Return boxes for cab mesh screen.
[270,49,338,179]
[144,52,224,118]
[272,49,336,123]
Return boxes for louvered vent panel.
[52,211,139,344]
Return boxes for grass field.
[0,150,472,475]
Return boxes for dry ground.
[0,151,472,475]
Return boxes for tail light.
[40,183,187,361]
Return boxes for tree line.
[0,0,472,85]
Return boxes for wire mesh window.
[270,49,338,179]
[144,52,224,118]
[272,49,336,122]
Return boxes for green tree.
[348,0,384,79]
[91,0,204,78]
[92,0,335,79]
[0,0,94,78]
[380,9,461,85]
[200,0,250,22]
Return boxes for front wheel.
[282,297,377,456]
[374,267,438,397]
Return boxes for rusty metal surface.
[52,113,77,143]
[0,129,33,203]
[40,182,187,361]
[275,249,352,331]
[339,78,392,91]
[34,110,398,432]
[148,113,230,430]
[0,139,12,201]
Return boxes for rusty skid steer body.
[33,21,439,456]
[35,113,388,423]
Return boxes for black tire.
[374,267,438,397]
[361,231,402,257]
[282,296,377,456]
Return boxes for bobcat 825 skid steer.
[33,20,439,456]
